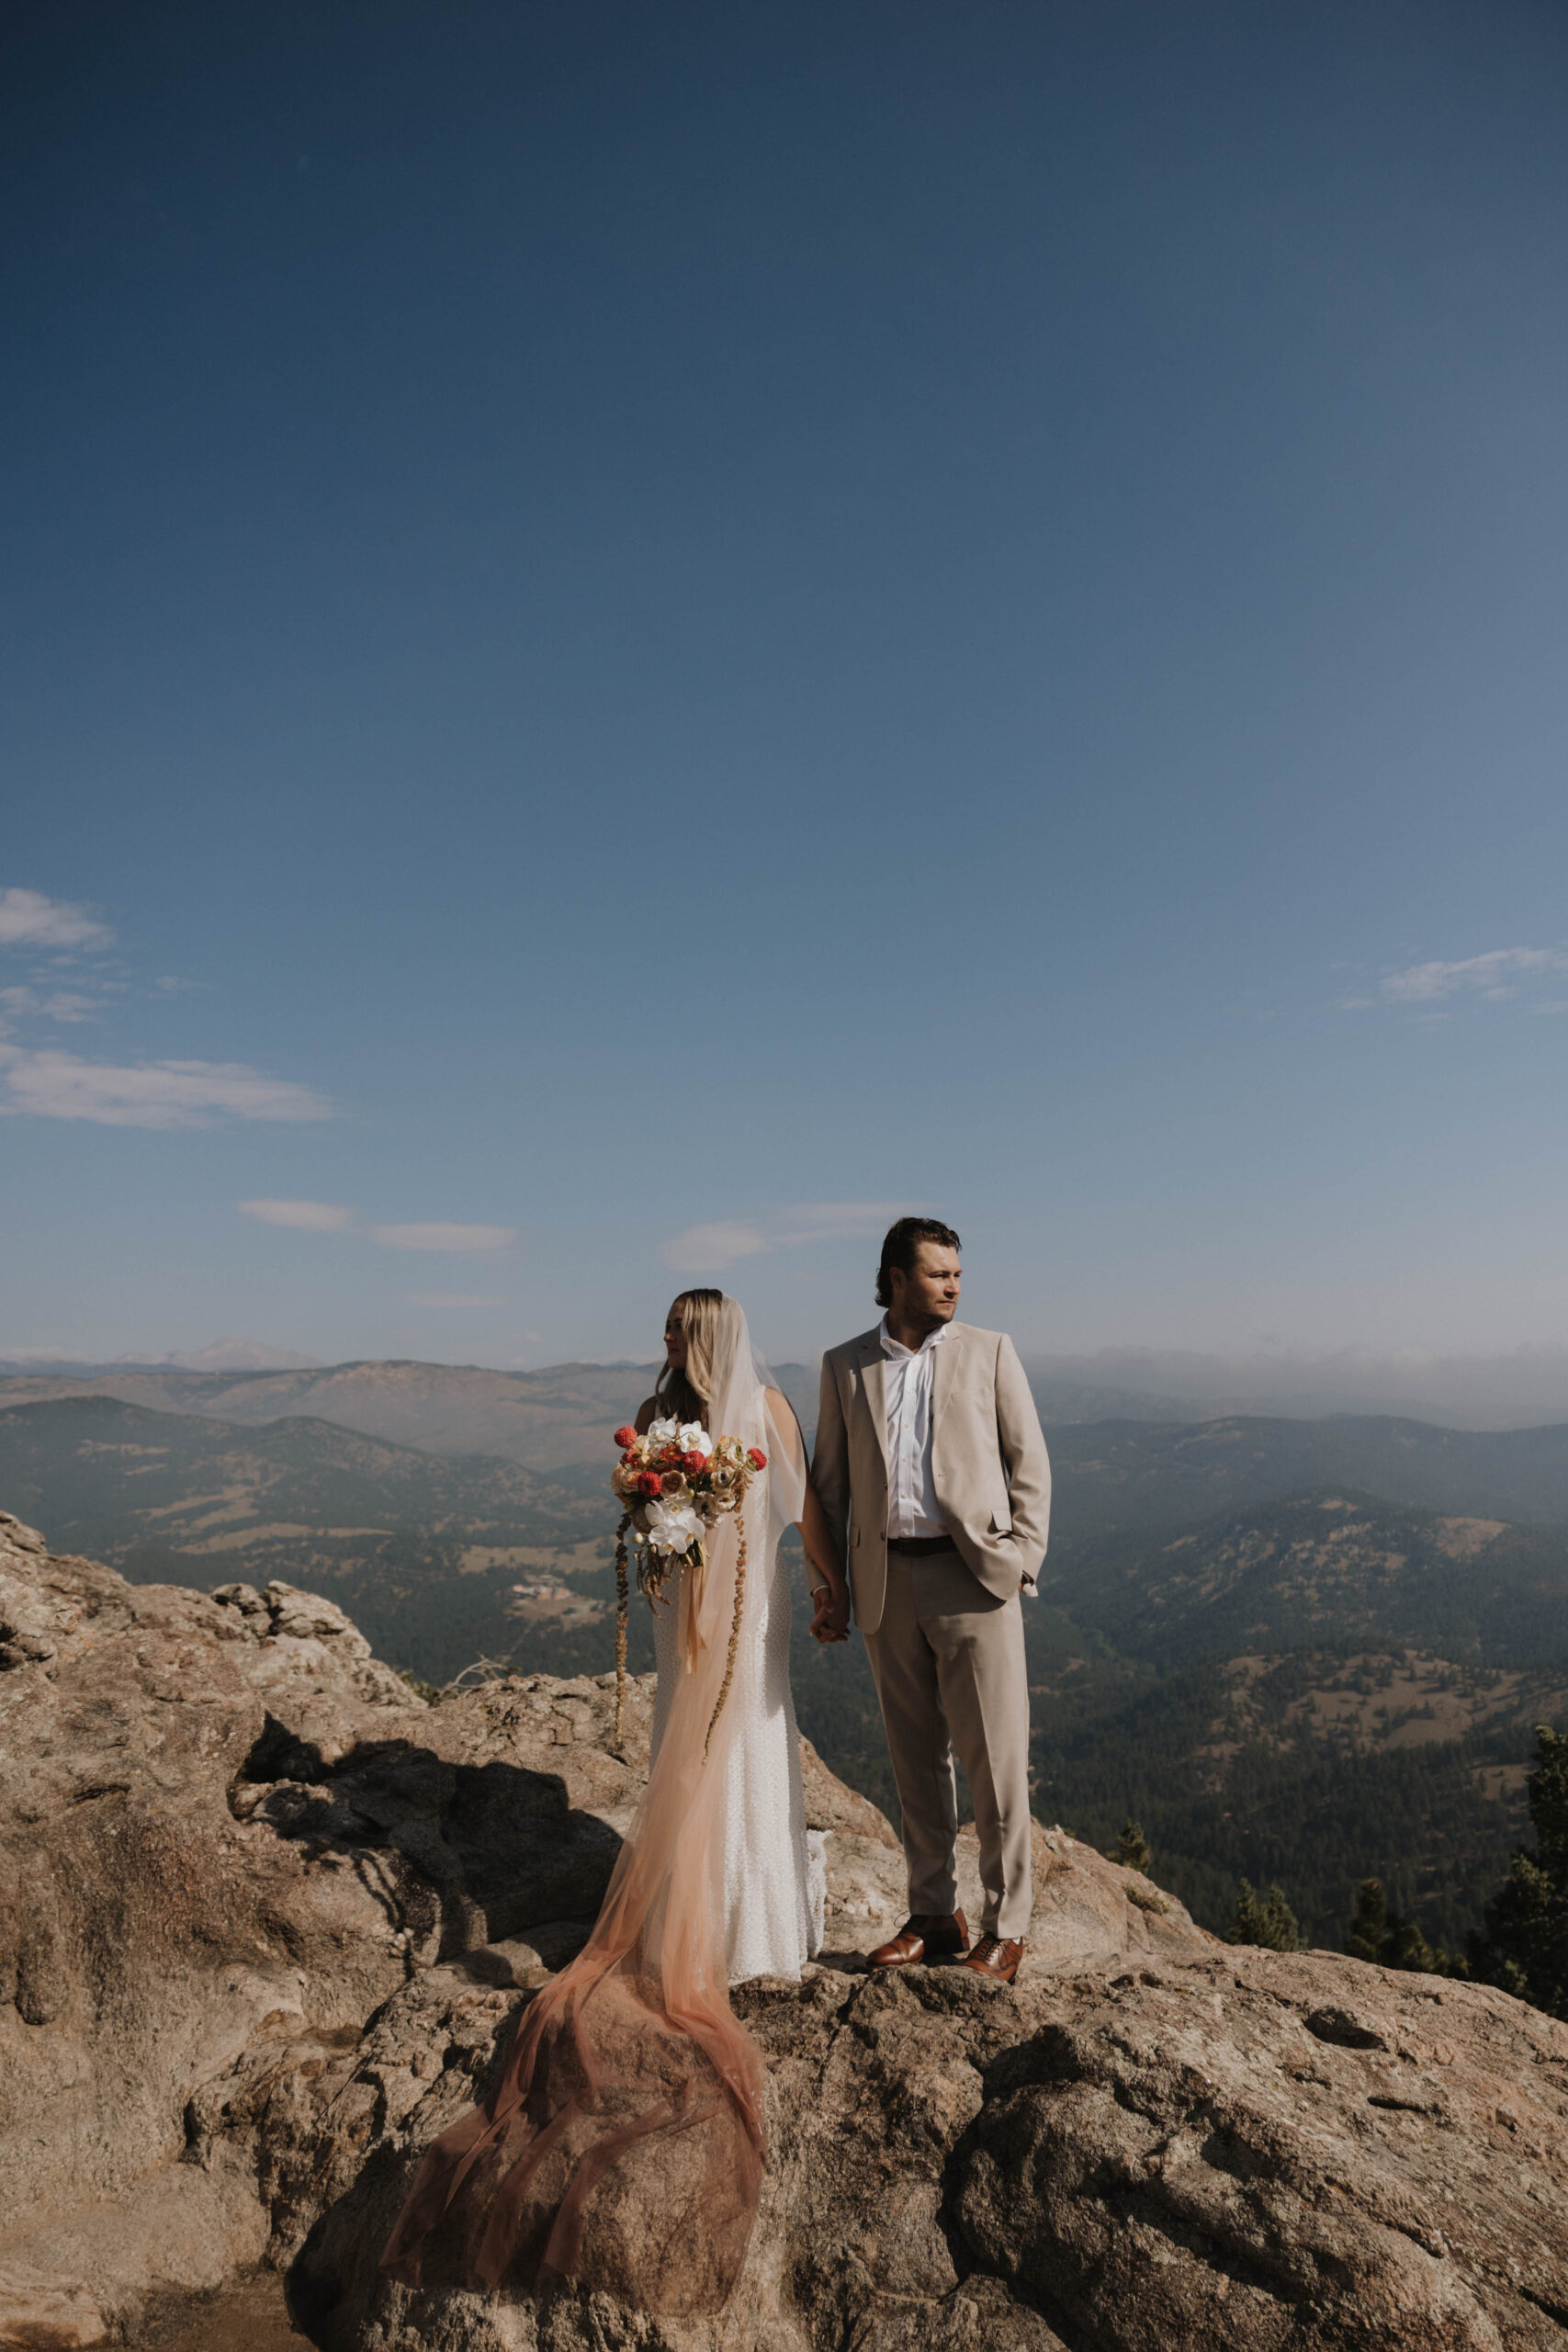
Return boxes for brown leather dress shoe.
[867,1910,970,1968]
[964,1934,1024,1984]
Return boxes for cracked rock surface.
[3,1511,1565,2350]
[288,1953,1568,2351]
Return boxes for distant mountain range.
[0,1338,324,1374]
[6,1385,1568,1682]
[11,1333,1568,1430]
[4,1370,1567,1953]
[0,1393,595,1560]
[0,1352,1167,1449]
[1025,1344,1568,1430]
[8,1352,1568,1509]
[1043,1413,1568,1537]
[0,1358,679,1471]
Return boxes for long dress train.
[380,1308,805,2316]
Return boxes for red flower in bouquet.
[607,1422,768,1757]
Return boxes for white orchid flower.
[647,1417,679,1447]
[644,1497,704,1555]
[677,1422,712,1454]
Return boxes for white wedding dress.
[650,1498,826,1984]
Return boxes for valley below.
[3,1359,1567,1958]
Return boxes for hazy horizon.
[9,1332,1568,1431]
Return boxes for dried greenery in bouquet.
[609,1416,766,1755]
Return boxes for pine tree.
[1114,1819,1152,1872]
[1231,1879,1304,1952]
[1345,1877,1446,1973]
[1346,1878,1388,1962]
[1469,1725,1568,2019]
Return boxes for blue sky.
[3,0,1567,1371]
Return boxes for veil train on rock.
[379,1300,805,2314]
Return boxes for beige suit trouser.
[862,1546,1032,1941]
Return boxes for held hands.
[808,1582,851,1645]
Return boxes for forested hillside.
[4,1385,1565,1953]
[1050,1487,1568,1667]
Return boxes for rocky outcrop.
[280,1947,1568,2351]
[0,1513,655,2345]
[4,1512,1567,2351]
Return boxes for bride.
[639,1287,842,1982]
[381,1290,849,2316]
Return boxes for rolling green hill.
[1048,1487,1568,1668]
[0,1393,600,1552]
[0,1395,611,1685]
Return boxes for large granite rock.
[281,1946,1568,2351]
[0,1512,657,2344]
[4,1511,1566,2352]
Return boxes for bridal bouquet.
[609,1416,766,1755]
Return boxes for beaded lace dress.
[651,1493,825,1984]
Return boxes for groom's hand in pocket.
[809,1584,850,1644]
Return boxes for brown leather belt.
[886,1533,958,1556]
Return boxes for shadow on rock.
[288,2139,427,2352]
[280,1969,536,2352]
[235,1714,626,1965]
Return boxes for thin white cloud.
[661,1221,772,1274]
[0,986,99,1023]
[232,1205,516,1252]
[371,1222,516,1254]
[0,888,113,952]
[0,889,331,1128]
[0,1046,333,1127]
[239,1197,356,1231]
[772,1200,911,1243]
[660,1200,910,1273]
[1381,947,1568,1005]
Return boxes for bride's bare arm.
[763,1387,849,1644]
[799,1479,850,1644]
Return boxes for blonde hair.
[656,1288,731,1423]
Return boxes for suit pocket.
[852,1526,862,1547]
[988,1510,1013,1536]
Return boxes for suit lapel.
[858,1336,890,1474]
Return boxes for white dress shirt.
[880,1314,951,1540]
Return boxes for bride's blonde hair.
[655,1288,732,1424]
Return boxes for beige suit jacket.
[811,1322,1052,1636]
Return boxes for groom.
[809,1217,1051,1984]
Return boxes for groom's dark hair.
[875,1216,961,1308]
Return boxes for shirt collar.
[878,1314,953,1363]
